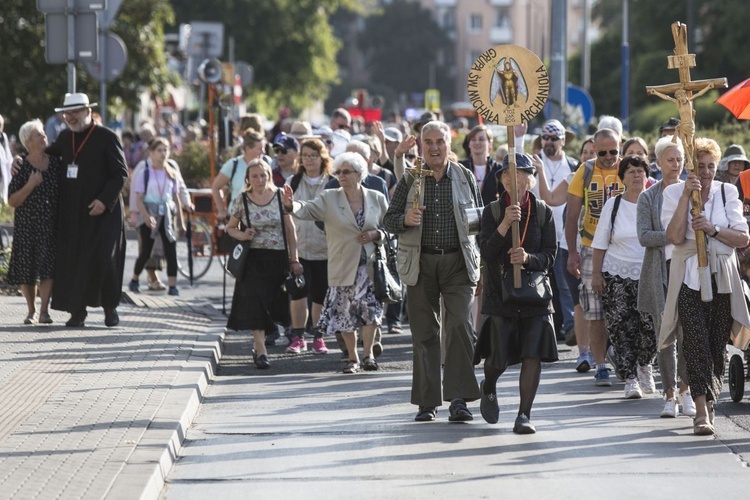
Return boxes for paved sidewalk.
[0,294,226,500]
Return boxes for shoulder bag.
[226,194,252,280]
[493,198,552,306]
[277,191,306,296]
[373,231,403,304]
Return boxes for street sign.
[37,0,106,12]
[45,12,98,64]
[234,61,253,87]
[186,22,224,58]
[425,89,440,111]
[542,84,595,133]
[85,32,127,82]
[98,0,122,29]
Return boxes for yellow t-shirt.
[567,161,624,246]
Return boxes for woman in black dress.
[7,119,62,324]
[474,153,558,434]
[225,159,301,369]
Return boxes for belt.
[422,246,460,255]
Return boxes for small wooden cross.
[645,22,727,302]
[405,157,434,209]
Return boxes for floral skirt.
[317,264,382,335]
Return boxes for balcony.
[490,0,512,5]
[490,26,513,44]
[434,0,457,6]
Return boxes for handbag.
[373,232,402,304]
[226,195,252,280]
[500,268,552,306]
[214,225,236,254]
[278,191,306,296]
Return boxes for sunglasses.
[541,135,560,141]
[597,149,619,157]
[333,169,355,176]
[405,154,417,161]
[273,147,288,155]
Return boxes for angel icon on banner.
[492,58,528,108]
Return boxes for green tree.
[571,0,750,132]
[358,0,453,101]
[167,0,359,116]
[0,0,179,133]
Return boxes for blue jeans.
[554,247,575,331]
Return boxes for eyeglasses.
[541,135,561,141]
[597,149,619,157]
[333,169,355,176]
[273,147,288,155]
[301,154,320,160]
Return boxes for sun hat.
[498,152,535,174]
[55,93,97,112]
[717,144,750,171]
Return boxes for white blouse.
[591,196,644,280]
[661,180,748,290]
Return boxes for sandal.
[362,356,379,371]
[343,360,360,374]
[693,415,714,436]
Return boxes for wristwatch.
[712,225,720,237]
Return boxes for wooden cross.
[405,157,434,209]
[645,22,727,302]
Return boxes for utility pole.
[549,0,567,121]
[621,0,630,131]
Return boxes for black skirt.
[473,314,559,369]
[227,248,290,331]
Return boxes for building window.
[468,50,482,72]
[495,7,510,29]
[469,14,482,33]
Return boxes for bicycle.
[175,188,231,281]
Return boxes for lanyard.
[153,167,168,200]
[71,124,96,163]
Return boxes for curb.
[105,302,226,499]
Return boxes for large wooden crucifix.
[646,22,727,302]
[404,157,433,209]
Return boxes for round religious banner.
[467,45,549,126]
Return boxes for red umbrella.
[717,78,750,119]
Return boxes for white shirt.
[661,180,748,290]
[532,152,572,245]
[0,132,12,204]
[591,196,644,280]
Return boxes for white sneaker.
[660,397,678,418]
[637,364,656,394]
[678,391,697,416]
[624,377,643,399]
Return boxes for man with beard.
[533,120,578,343]
[49,93,128,327]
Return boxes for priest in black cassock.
[48,93,128,327]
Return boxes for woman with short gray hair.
[282,151,389,373]
[7,119,63,324]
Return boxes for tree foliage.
[572,0,750,131]
[0,0,178,134]
[358,0,453,99]
[167,0,359,115]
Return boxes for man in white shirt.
[532,119,578,342]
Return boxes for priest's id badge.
[67,163,79,179]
